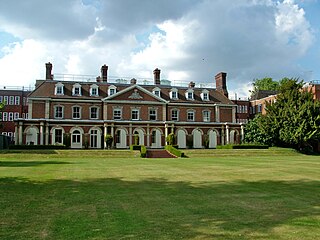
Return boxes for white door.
[26,127,38,145]
[193,129,202,148]
[90,129,101,148]
[208,130,217,148]
[116,129,127,148]
[177,129,186,148]
[151,129,162,148]
[71,130,82,149]
[230,130,235,144]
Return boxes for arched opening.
[177,128,186,149]
[208,129,217,148]
[193,129,202,148]
[25,127,38,145]
[230,130,236,144]
[116,128,127,148]
[133,128,144,145]
[151,129,162,148]
[71,129,83,149]
[90,128,102,149]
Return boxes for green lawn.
[0,148,319,240]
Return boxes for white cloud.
[0,0,316,97]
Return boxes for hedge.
[217,144,269,149]
[130,145,147,157]
[9,145,67,150]
[165,145,185,157]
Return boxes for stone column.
[129,124,132,146]
[225,124,229,145]
[40,122,44,145]
[241,124,244,142]
[232,106,236,123]
[147,124,150,147]
[18,122,23,145]
[14,123,19,145]
[221,125,225,145]
[164,123,168,145]
[45,124,49,145]
[104,123,108,149]
[215,106,220,122]
[111,124,114,148]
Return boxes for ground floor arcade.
[15,120,244,149]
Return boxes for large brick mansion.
[12,63,243,149]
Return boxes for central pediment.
[102,85,167,103]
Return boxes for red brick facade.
[15,63,243,149]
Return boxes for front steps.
[146,149,177,158]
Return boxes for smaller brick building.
[0,87,31,142]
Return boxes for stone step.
[146,149,177,158]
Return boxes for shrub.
[105,135,113,149]
[165,145,185,157]
[166,133,176,145]
[140,145,147,158]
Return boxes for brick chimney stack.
[153,68,161,85]
[101,65,108,82]
[215,72,228,98]
[45,62,53,80]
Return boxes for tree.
[105,134,113,149]
[250,77,279,97]
[244,114,272,145]
[249,78,320,152]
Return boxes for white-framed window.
[187,110,195,121]
[2,132,7,136]
[54,106,64,119]
[171,109,179,121]
[72,83,82,96]
[90,84,99,96]
[0,96,2,103]
[55,82,64,95]
[149,108,157,121]
[201,90,209,101]
[170,88,178,99]
[90,107,99,119]
[113,108,122,120]
[153,87,161,97]
[0,112,2,120]
[72,130,81,144]
[3,112,8,121]
[131,108,140,120]
[4,96,8,104]
[72,106,81,119]
[26,113,29,119]
[108,85,117,96]
[54,129,63,144]
[9,96,14,105]
[185,89,194,100]
[258,104,262,113]
[203,110,210,122]
[15,96,20,105]
[14,112,19,120]
[22,113,25,119]
[8,112,13,121]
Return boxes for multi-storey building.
[15,63,243,149]
[0,87,31,142]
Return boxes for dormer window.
[55,82,64,95]
[170,88,178,99]
[108,85,117,96]
[153,87,161,97]
[185,89,194,100]
[72,83,82,96]
[201,89,209,101]
[90,84,99,96]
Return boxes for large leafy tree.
[247,78,320,151]
[250,77,279,97]
[244,114,272,145]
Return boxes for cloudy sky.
[0,0,319,97]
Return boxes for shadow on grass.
[0,161,72,167]
[0,177,319,239]
[0,150,59,154]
